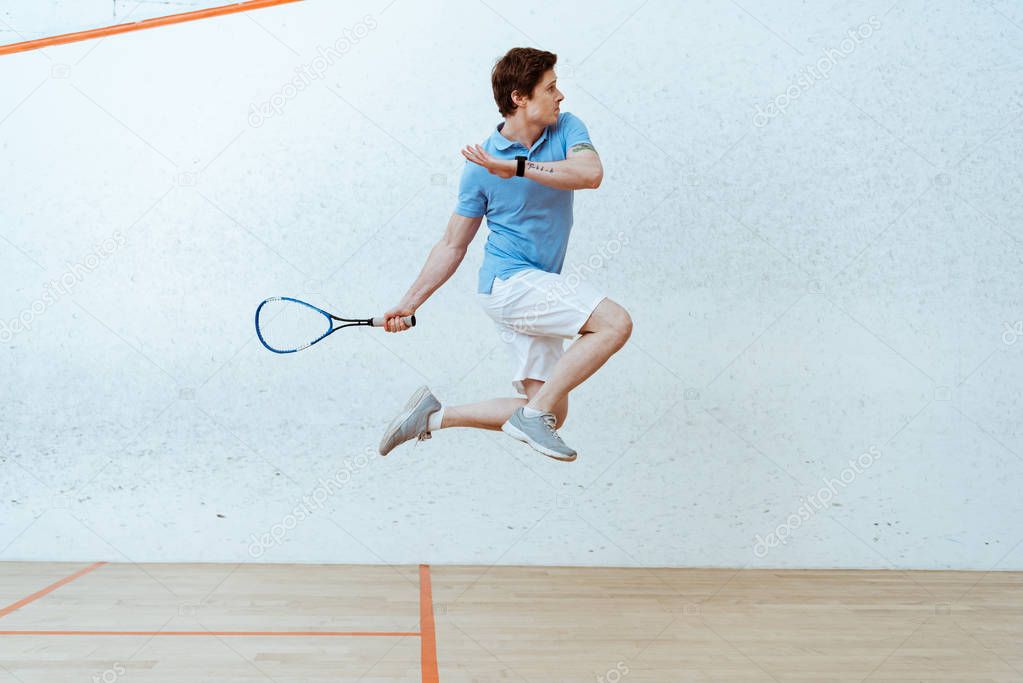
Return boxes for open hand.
[461,144,515,179]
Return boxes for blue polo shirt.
[454,111,592,294]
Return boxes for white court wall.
[1,0,1021,570]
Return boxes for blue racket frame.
[255,296,415,354]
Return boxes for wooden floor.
[0,562,1020,682]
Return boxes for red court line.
[0,630,419,637]
[4,561,435,677]
[0,0,303,57]
[0,561,106,619]
[419,564,439,683]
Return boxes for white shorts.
[475,268,606,396]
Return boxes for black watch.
[515,155,527,177]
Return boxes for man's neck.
[499,115,545,150]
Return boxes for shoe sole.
[379,385,433,456]
[501,421,577,462]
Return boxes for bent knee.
[616,309,633,345]
[583,300,633,345]
[606,306,632,349]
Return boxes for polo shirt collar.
[491,120,549,153]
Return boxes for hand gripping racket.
[255,297,415,354]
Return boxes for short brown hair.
[491,47,558,117]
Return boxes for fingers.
[384,315,410,333]
[461,144,489,167]
[462,145,497,176]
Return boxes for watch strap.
[515,155,527,177]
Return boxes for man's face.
[518,68,563,124]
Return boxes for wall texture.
[1,0,1020,570]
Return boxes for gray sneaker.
[378,385,441,456]
[501,407,577,461]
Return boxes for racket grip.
[372,314,416,328]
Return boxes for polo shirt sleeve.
[561,112,592,149]
[454,161,487,218]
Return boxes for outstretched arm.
[381,212,484,332]
[461,142,603,191]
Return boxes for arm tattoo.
[524,144,598,177]
[525,161,555,174]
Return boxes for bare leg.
[440,398,527,431]
[528,299,632,414]
[435,379,570,432]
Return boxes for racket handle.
[372,314,416,328]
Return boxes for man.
[377,47,632,461]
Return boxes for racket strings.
[257,298,333,352]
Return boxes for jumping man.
[378,47,633,461]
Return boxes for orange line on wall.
[419,564,439,683]
[0,0,304,57]
[0,562,106,619]
[0,630,419,636]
